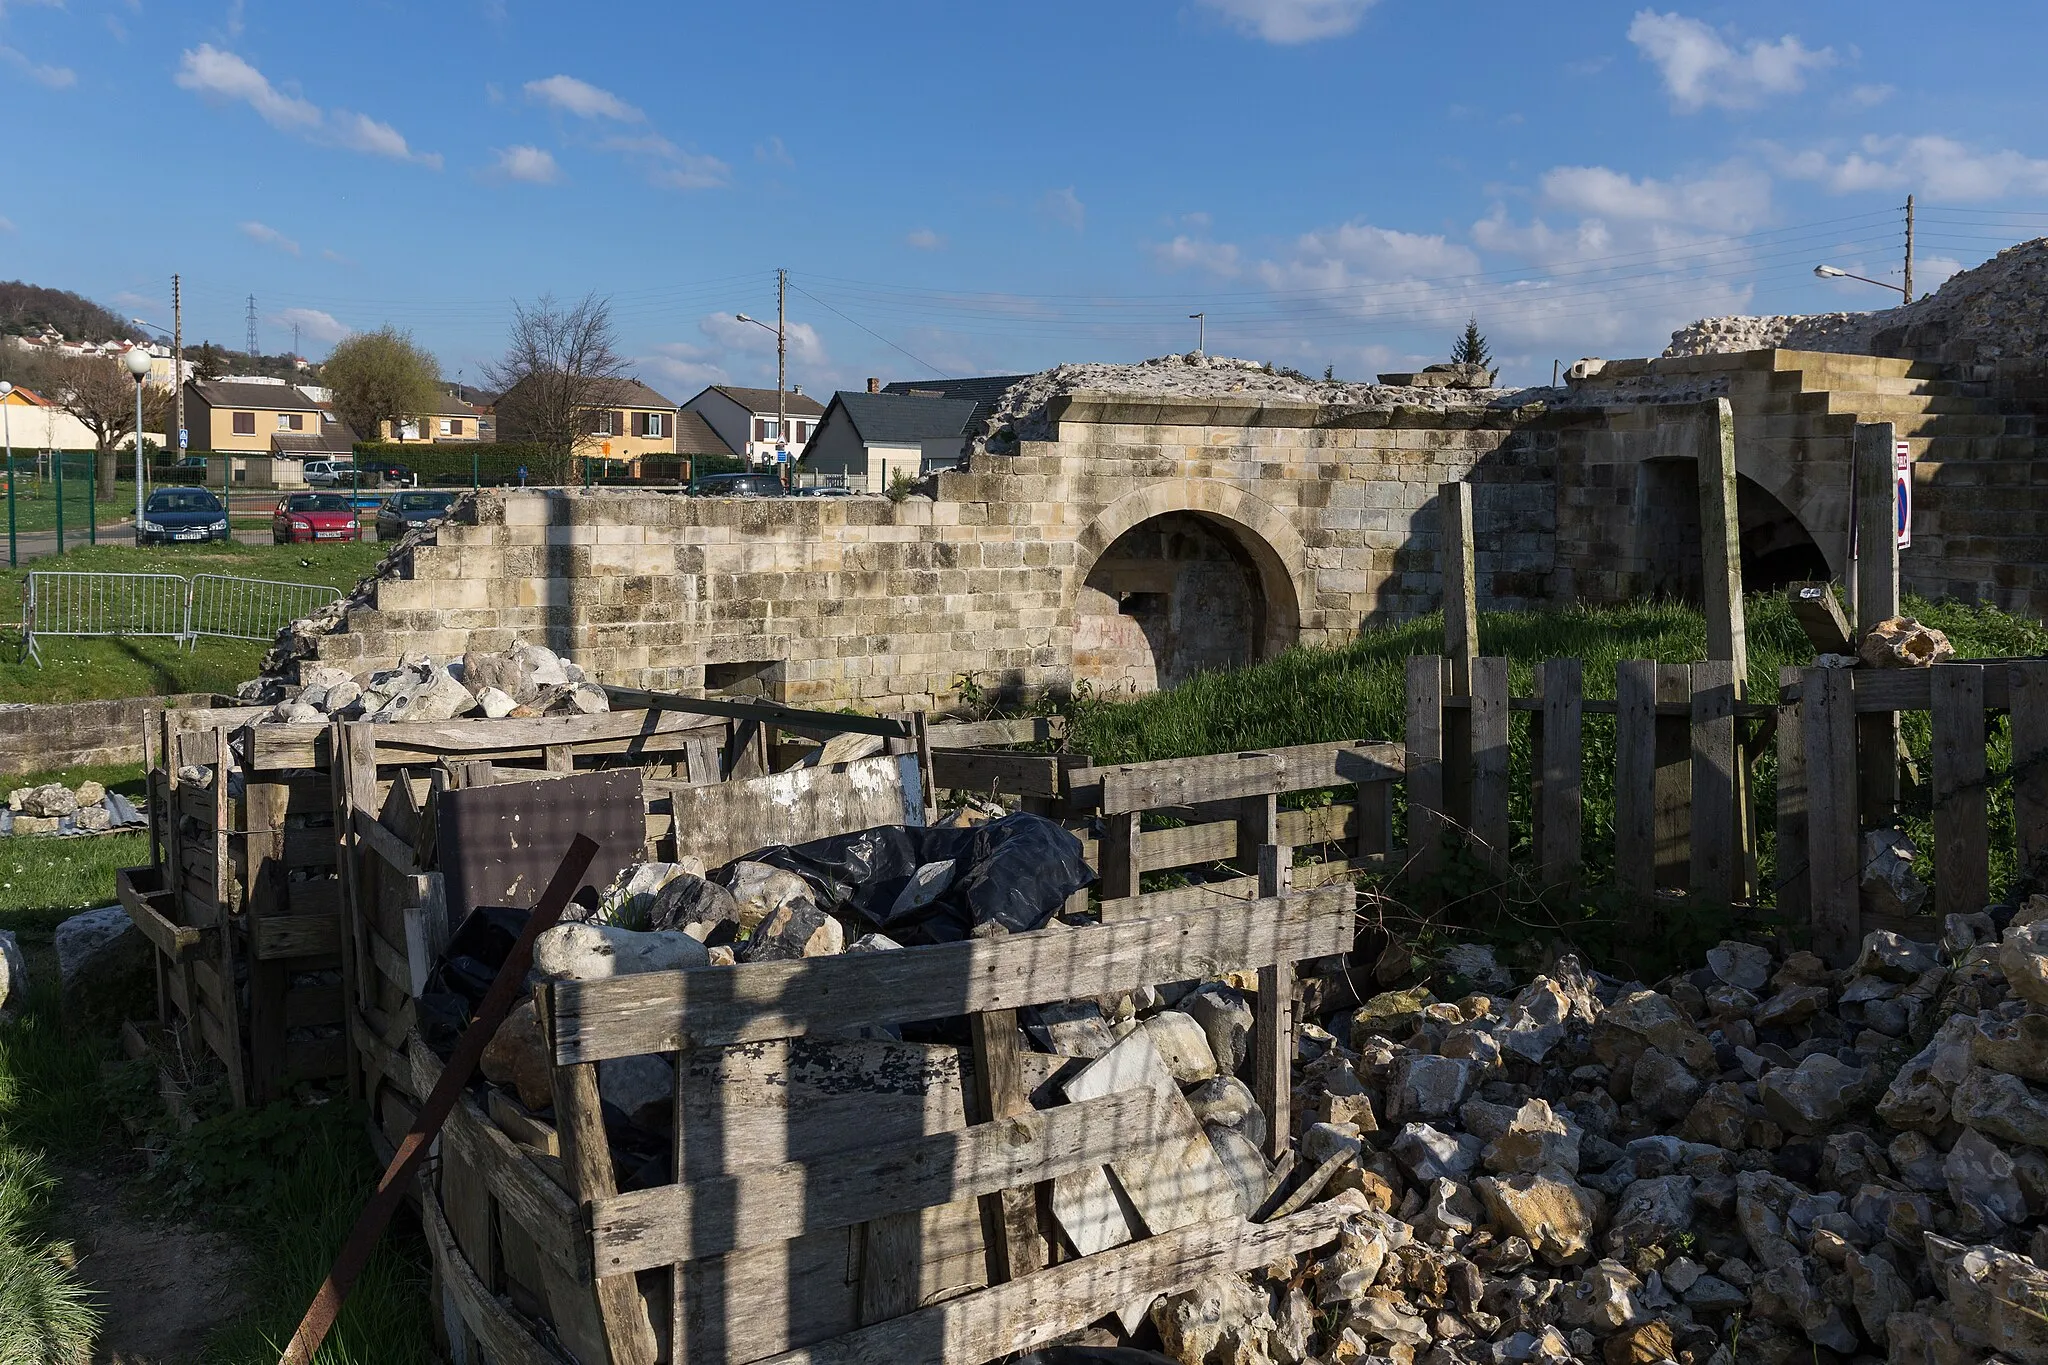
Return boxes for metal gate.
[18,570,344,664]
[19,571,191,664]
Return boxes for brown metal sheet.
[438,769,645,919]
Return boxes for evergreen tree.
[1451,317,1492,370]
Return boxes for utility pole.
[172,273,184,472]
[776,267,787,472]
[1903,195,1916,303]
[246,294,259,359]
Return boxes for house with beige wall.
[802,389,978,492]
[177,379,332,453]
[371,388,492,443]
[494,377,682,475]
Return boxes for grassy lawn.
[0,488,134,536]
[0,762,432,1362]
[0,540,385,704]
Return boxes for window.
[645,412,664,438]
[232,411,255,435]
[763,417,780,441]
[288,413,304,431]
[449,417,463,436]
[752,417,766,442]
[438,419,452,436]
[595,410,615,436]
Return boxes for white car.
[303,459,357,488]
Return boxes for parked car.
[358,457,416,488]
[272,492,361,544]
[136,487,229,545]
[376,490,458,541]
[691,472,787,497]
[302,459,357,488]
[793,485,857,497]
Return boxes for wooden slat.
[248,706,729,770]
[2013,663,2048,884]
[351,808,416,874]
[1694,397,1748,678]
[1405,655,1445,887]
[1254,846,1292,1162]
[601,684,911,740]
[658,754,923,868]
[1468,656,1509,870]
[1097,811,1141,917]
[1787,582,1853,655]
[1775,665,1809,923]
[1931,663,1989,919]
[421,1190,570,1365]
[1803,668,1860,966]
[1852,421,1902,637]
[553,1059,660,1364]
[1613,660,1657,903]
[1689,659,1739,905]
[930,750,1066,798]
[750,1200,1352,1365]
[117,869,210,962]
[250,913,343,960]
[1653,663,1692,890]
[1087,740,1402,814]
[1536,659,1582,886]
[927,716,1066,749]
[288,878,343,917]
[593,1086,1158,1277]
[967,1010,1046,1287]
[548,888,1354,1064]
[1830,667,2014,714]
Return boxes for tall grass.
[1060,592,2048,907]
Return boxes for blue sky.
[5,1,2047,391]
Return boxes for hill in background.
[0,281,136,343]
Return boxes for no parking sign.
[1894,438,1913,549]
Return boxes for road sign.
[1894,438,1912,549]
[178,428,189,449]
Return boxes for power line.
[787,280,951,379]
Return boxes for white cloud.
[321,247,352,264]
[1775,134,2048,200]
[175,44,319,128]
[112,290,163,313]
[239,220,299,255]
[756,135,793,167]
[1197,0,1377,43]
[1150,235,1243,277]
[0,45,76,88]
[175,45,438,165]
[492,144,560,184]
[1627,11,1833,111]
[0,216,21,234]
[1039,186,1085,232]
[524,74,642,122]
[904,227,946,251]
[272,307,347,344]
[698,312,827,367]
[601,134,729,190]
[1843,83,1895,108]
[1258,221,1480,289]
[1538,161,1770,232]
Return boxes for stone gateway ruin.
[287,346,2048,710]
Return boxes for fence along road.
[20,569,344,664]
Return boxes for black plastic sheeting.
[717,812,1092,945]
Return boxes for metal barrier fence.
[187,574,343,643]
[18,570,343,664]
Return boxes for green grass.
[0,487,133,536]
[1055,591,2048,939]
[0,540,384,704]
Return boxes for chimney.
[867,377,880,393]
[791,384,802,396]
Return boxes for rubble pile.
[974,352,1553,457]
[235,641,609,724]
[1666,235,2048,364]
[0,779,142,837]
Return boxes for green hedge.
[349,442,746,487]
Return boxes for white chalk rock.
[476,687,518,719]
[533,923,708,981]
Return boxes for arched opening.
[1632,460,1830,600]
[1073,511,1279,695]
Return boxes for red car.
[272,492,361,544]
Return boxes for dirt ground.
[59,1166,253,1365]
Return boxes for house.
[176,378,337,454]
[371,388,493,443]
[682,385,826,467]
[0,385,99,452]
[801,389,981,493]
[636,409,739,483]
[494,377,682,475]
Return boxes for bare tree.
[36,354,170,489]
[482,293,636,483]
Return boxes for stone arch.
[1067,481,1307,693]
[1631,459,1831,599]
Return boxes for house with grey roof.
[800,388,981,493]
[682,384,826,467]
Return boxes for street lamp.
[124,347,151,529]
[735,307,786,472]
[1813,264,1910,302]
[1189,313,1205,353]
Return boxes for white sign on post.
[1894,437,1912,549]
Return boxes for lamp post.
[125,347,152,530]
[2,379,14,567]
[737,268,790,478]
[1189,313,1206,353]
[1813,264,1910,303]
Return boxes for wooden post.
[1467,656,1510,872]
[1404,656,1445,892]
[1653,663,1693,890]
[245,776,291,1104]
[1689,661,1739,906]
[1441,482,1478,827]
[1235,793,1279,875]
[969,1010,1044,1284]
[1696,397,1748,681]
[1803,667,1860,965]
[334,722,379,1105]
[1775,666,1809,922]
[212,725,248,1108]
[1931,663,1989,919]
[1254,845,1293,1162]
[1535,659,1583,888]
[1614,660,1657,907]
[1099,811,1141,920]
[1853,422,1902,827]
[551,1058,660,1364]
[2013,663,2048,886]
